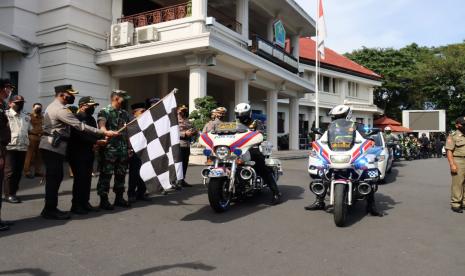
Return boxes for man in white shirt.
[3,95,30,204]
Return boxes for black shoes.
[137,194,152,202]
[83,202,100,212]
[180,180,193,188]
[128,196,137,204]
[99,195,114,210]
[41,208,71,220]
[451,207,463,213]
[70,205,89,215]
[114,194,131,208]
[5,195,21,204]
[0,220,13,231]
[367,204,384,217]
[271,192,282,205]
[304,200,326,211]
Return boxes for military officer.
[39,85,119,220]
[68,96,107,215]
[202,107,227,133]
[177,105,198,188]
[24,103,43,178]
[97,90,131,210]
[0,79,13,231]
[445,116,465,213]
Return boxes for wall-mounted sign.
[273,20,286,49]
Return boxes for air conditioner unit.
[136,26,159,44]
[110,22,134,48]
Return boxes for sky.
[295,0,465,54]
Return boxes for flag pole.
[117,88,179,133]
[315,0,320,129]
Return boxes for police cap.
[79,96,99,106]
[55,84,78,95]
[9,95,25,103]
[0,79,15,89]
[111,89,131,100]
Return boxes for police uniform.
[178,105,196,186]
[445,122,465,211]
[128,103,148,202]
[39,85,104,219]
[3,95,30,203]
[96,92,130,203]
[68,97,100,214]
[24,108,43,177]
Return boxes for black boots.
[304,198,326,211]
[367,194,383,217]
[41,208,71,220]
[114,193,131,208]
[99,194,114,210]
[268,179,282,205]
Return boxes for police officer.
[24,103,43,178]
[97,90,131,210]
[234,103,282,205]
[177,105,197,188]
[305,104,382,216]
[0,79,13,230]
[128,103,150,203]
[39,85,119,220]
[68,96,107,215]
[203,107,227,133]
[445,116,465,213]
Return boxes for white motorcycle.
[199,122,282,213]
[308,119,381,227]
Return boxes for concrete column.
[236,0,249,39]
[289,97,300,150]
[111,0,123,22]
[189,65,207,113]
[191,0,207,33]
[266,90,278,149]
[234,79,249,105]
[340,79,349,104]
[368,87,374,104]
[291,34,300,60]
[267,18,275,42]
[159,73,169,95]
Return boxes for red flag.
[317,0,327,59]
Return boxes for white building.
[0,0,382,150]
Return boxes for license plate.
[209,169,225,177]
[217,122,237,132]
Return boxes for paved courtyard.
[0,158,464,276]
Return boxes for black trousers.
[249,147,279,194]
[180,147,190,180]
[128,154,146,198]
[41,149,65,210]
[3,150,26,197]
[69,154,94,206]
[0,146,5,211]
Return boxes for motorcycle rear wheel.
[208,177,232,213]
[334,184,348,227]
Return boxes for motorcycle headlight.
[215,146,230,159]
[377,154,385,161]
[330,155,351,163]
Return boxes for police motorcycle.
[308,119,381,227]
[199,122,283,212]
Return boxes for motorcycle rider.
[384,126,399,159]
[305,104,383,216]
[234,103,282,205]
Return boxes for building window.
[8,72,18,96]
[348,82,359,98]
[320,76,337,93]
[278,112,285,133]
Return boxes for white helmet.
[235,103,252,123]
[385,126,392,132]
[328,104,352,120]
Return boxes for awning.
[0,31,28,53]
[374,116,401,126]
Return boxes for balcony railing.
[250,35,299,73]
[208,5,242,34]
[118,2,192,28]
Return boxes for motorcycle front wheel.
[333,184,348,227]
[208,177,232,213]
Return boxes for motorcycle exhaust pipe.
[357,182,372,195]
[240,167,253,180]
[310,181,326,196]
[201,168,210,178]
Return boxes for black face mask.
[34,108,42,114]
[86,106,95,115]
[459,126,465,134]
[13,102,24,112]
[65,95,75,105]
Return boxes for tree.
[188,96,217,131]
[345,44,432,120]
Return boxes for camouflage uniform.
[97,105,130,196]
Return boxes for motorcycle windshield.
[328,119,356,151]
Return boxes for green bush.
[189,96,218,131]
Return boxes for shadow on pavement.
[382,168,399,184]
[342,192,400,227]
[0,268,51,276]
[121,262,216,276]
[181,185,305,223]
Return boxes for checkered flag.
[127,92,183,190]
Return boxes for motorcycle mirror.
[366,128,380,136]
[311,127,324,135]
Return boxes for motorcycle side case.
[265,158,283,175]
